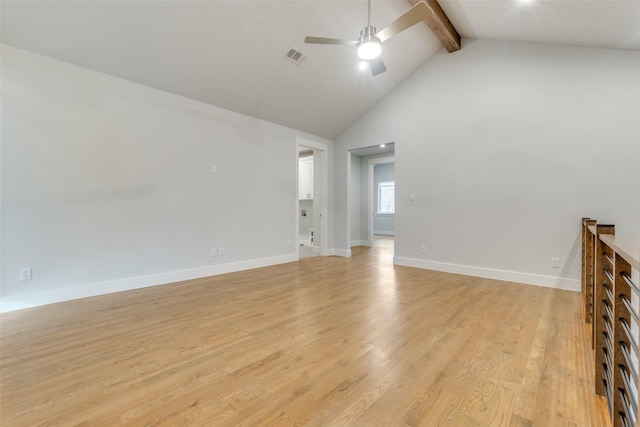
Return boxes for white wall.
[334,39,640,290]
[1,45,332,311]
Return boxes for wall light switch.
[410,193,416,201]
[20,267,32,281]
[211,165,217,174]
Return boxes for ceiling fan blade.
[370,57,387,76]
[376,1,429,43]
[304,36,359,46]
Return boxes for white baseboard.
[350,240,369,247]
[0,253,298,313]
[373,231,395,236]
[2,253,578,312]
[393,257,580,291]
[329,248,351,257]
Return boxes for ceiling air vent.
[285,48,308,65]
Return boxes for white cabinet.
[299,156,313,200]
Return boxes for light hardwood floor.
[0,237,610,426]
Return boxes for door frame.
[367,156,395,246]
[296,137,328,257]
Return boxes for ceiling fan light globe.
[357,25,381,60]
[357,41,381,60]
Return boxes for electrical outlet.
[219,248,225,256]
[20,267,32,281]
[551,258,560,268]
[287,240,292,248]
[420,245,426,254]
[211,248,218,257]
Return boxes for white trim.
[0,254,298,313]
[351,240,370,247]
[346,151,352,251]
[330,248,352,257]
[373,231,395,236]
[393,257,580,291]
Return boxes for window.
[377,181,395,214]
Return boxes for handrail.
[600,234,640,271]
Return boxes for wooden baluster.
[593,224,615,402]
[614,251,634,427]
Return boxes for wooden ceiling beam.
[408,0,461,53]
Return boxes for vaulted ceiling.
[2,1,639,139]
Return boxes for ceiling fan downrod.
[357,0,381,60]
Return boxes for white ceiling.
[2,1,639,139]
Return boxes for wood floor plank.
[0,236,610,426]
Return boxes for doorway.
[348,144,395,251]
[296,137,328,259]
[368,157,395,246]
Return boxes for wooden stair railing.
[582,218,640,427]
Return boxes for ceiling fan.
[305,0,432,76]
